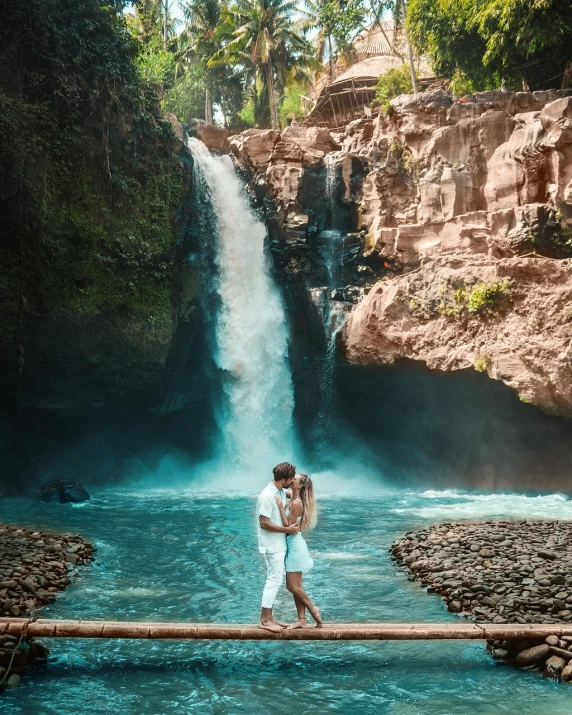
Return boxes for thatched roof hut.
[302,24,433,129]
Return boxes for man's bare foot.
[287,619,307,630]
[310,607,323,628]
[272,618,288,627]
[259,621,284,633]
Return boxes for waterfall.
[187,138,295,476]
[324,153,337,206]
[317,229,345,285]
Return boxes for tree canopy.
[407,0,572,92]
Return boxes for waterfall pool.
[2,485,572,714]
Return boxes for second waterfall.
[188,138,296,477]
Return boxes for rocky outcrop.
[229,128,280,170]
[229,91,572,413]
[342,90,572,414]
[231,91,572,413]
[230,124,345,240]
[344,89,572,265]
[187,118,229,152]
[345,254,572,414]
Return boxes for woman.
[275,473,322,628]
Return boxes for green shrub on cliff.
[373,66,413,113]
[0,0,184,364]
[411,277,511,319]
[466,280,511,315]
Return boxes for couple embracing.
[256,462,322,632]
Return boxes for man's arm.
[259,515,299,534]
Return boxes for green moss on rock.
[0,0,188,400]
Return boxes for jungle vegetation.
[134,0,570,132]
[0,0,185,365]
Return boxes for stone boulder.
[164,112,185,152]
[38,479,90,504]
[280,125,338,162]
[229,128,280,170]
[186,119,229,152]
[545,655,567,678]
[514,644,551,666]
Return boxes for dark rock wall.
[0,147,222,494]
[335,361,572,492]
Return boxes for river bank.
[0,523,93,692]
[391,519,572,681]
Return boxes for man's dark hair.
[273,462,296,482]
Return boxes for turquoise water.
[2,486,572,714]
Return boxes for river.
[2,485,572,714]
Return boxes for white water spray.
[187,138,295,476]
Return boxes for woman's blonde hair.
[298,473,317,530]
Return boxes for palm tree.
[179,0,224,123]
[217,0,307,129]
[369,0,418,93]
[299,0,337,81]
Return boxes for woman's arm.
[274,496,289,527]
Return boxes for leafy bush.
[279,81,310,125]
[238,98,256,127]
[466,281,510,315]
[474,354,492,373]
[407,0,572,92]
[411,278,510,319]
[136,47,177,88]
[163,63,208,122]
[373,65,413,113]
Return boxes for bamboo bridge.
[2,618,572,641]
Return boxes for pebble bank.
[392,520,572,681]
[0,523,93,692]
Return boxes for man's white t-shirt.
[256,481,287,554]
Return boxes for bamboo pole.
[2,619,572,641]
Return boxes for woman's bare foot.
[287,618,307,630]
[310,607,323,628]
[272,619,288,627]
[259,620,284,633]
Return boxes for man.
[257,462,300,632]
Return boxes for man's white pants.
[261,551,285,609]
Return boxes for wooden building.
[302,24,432,129]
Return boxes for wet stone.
[6,674,21,689]
[545,656,566,679]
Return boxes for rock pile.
[391,519,572,681]
[0,524,93,692]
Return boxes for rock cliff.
[230,89,572,415]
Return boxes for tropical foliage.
[301,0,367,79]
[407,0,572,92]
[129,0,571,130]
[0,0,184,342]
[373,64,413,111]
